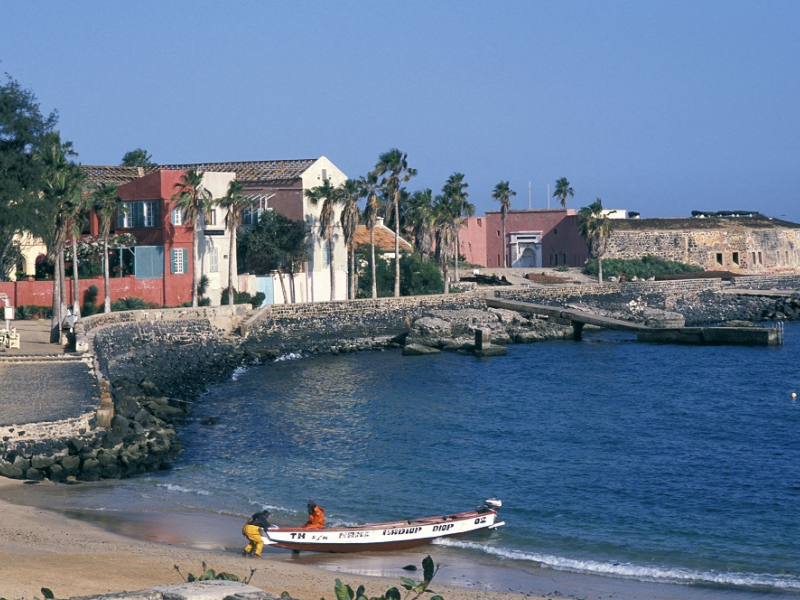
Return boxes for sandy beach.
[0,478,540,600]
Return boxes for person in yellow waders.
[242,510,271,558]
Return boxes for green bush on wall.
[585,255,703,280]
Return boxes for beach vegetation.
[585,254,703,280]
[174,562,255,585]
[323,555,443,600]
[440,173,473,284]
[112,296,148,311]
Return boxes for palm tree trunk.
[502,217,507,268]
[329,238,335,301]
[278,271,288,304]
[598,257,603,284]
[393,193,400,297]
[191,226,199,308]
[454,232,459,282]
[103,236,111,313]
[50,254,62,343]
[71,233,81,318]
[59,248,68,319]
[370,227,377,299]
[349,242,355,300]
[443,264,449,295]
[228,226,236,306]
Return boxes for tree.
[90,183,124,313]
[34,133,84,342]
[432,193,458,293]
[0,75,58,280]
[579,198,614,283]
[553,177,574,209]
[339,179,361,300]
[492,181,516,268]
[405,189,435,259]
[304,179,341,301]
[358,172,381,299]
[171,169,212,308]
[238,210,307,303]
[374,149,416,297]
[121,148,154,167]
[216,179,257,306]
[441,173,472,282]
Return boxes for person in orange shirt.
[300,501,325,529]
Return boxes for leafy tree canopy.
[356,246,443,298]
[0,74,58,278]
[238,210,307,275]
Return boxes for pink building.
[460,209,590,268]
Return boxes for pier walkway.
[486,296,782,346]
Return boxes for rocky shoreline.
[2,286,799,484]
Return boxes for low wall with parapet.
[729,274,800,289]
[240,294,487,354]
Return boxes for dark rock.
[402,344,441,356]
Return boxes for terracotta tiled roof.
[353,221,413,252]
[80,165,155,186]
[158,159,317,182]
[80,159,319,187]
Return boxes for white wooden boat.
[263,499,504,553]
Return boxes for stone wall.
[241,294,487,355]
[605,227,800,274]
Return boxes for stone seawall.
[496,278,800,324]
[241,294,487,355]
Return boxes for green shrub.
[111,297,148,311]
[82,285,100,315]
[585,255,703,280]
[220,288,266,309]
[15,305,52,320]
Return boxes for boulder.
[402,344,441,356]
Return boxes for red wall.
[0,276,171,309]
[480,209,589,268]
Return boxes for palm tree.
[34,133,83,342]
[442,173,473,282]
[305,179,340,301]
[374,149,416,297]
[90,183,123,313]
[579,198,615,283]
[405,189,435,259]
[492,181,516,268]
[339,179,361,300]
[121,148,154,167]
[553,177,574,209]
[68,201,91,317]
[171,169,212,308]
[216,179,257,306]
[358,172,381,299]
[433,194,458,294]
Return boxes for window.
[205,209,216,226]
[209,246,219,273]
[758,251,762,264]
[716,253,723,265]
[321,169,328,181]
[171,248,188,274]
[554,228,558,235]
[497,230,501,237]
[171,208,184,226]
[732,252,739,265]
[243,198,271,226]
[323,242,331,268]
[119,201,159,228]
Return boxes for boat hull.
[263,507,503,553]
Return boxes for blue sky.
[3,1,799,222]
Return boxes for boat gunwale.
[270,508,496,534]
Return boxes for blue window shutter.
[183,249,189,274]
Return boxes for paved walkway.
[0,319,97,426]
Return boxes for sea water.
[23,323,800,595]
